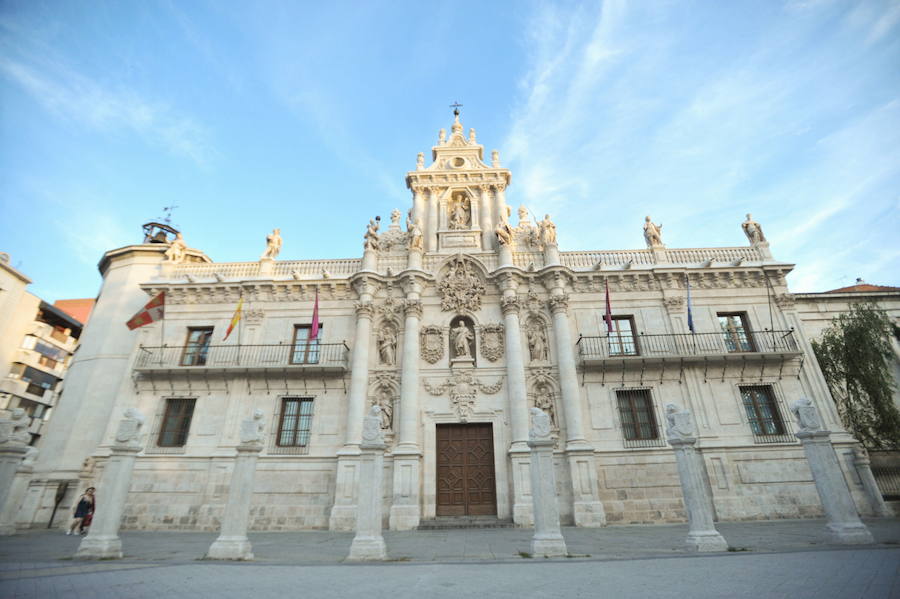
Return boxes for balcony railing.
[134,343,350,373]
[577,330,799,362]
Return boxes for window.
[718,313,754,353]
[22,337,67,369]
[291,325,321,364]
[608,316,638,356]
[616,389,660,443]
[276,397,314,446]
[13,365,58,397]
[181,327,213,366]
[740,385,785,437]
[157,398,196,447]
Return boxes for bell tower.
[405,106,512,254]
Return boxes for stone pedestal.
[330,451,361,531]
[206,444,262,560]
[543,243,560,267]
[0,463,33,535]
[407,248,423,271]
[258,257,274,277]
[852,448,890,518]
[498,245,513,268]
[528,410,567,558]
[75,445,140,559]
[797,431,874,544]
[0,444,28,512]
[361,248,377,271]
[348,440,387,560]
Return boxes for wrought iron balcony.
[133,342,350,375]
[577,330,801,368]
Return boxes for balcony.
[14,349,67,377]
[26,321,77,351]
[0,378,55,405]
[133,343,350,377]
[577,330,802,373]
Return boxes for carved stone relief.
[525,317,550,363]
[480,324,505,362]
[423,370,504,421]
[370,373,399,432]
[420,325,445,364]
[437,255,486,312]
[376,324,398,366]
[450,318,476,361]
[528,368,558,430]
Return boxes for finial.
[450,101,463,134]
[450,101,463,117]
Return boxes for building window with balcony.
[739,385,787,440]
[157,398,197,447]
[718,312,755,353]
[608,316,638,356]
[616,389,663,446]
[21,336,68,370]
[276,397,314,447]
[10,364,58,397]
[181,327,213,366]
[291,325,321,364]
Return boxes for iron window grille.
[739,385,794,444]
[271,397,314,455]
[156,397,197,448]
[616,388,665,448]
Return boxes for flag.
[686,275,695,333]
[309,288,320,341]
[223,297,244,341]
[126,292,165,330]
[604,279,613,334]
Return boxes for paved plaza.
[1,518,899,598]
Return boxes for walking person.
[67,487,95,535]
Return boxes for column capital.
[501,295,521,315]
[402,299,423,318]
[548,293,569,315]
[355,301,375,318]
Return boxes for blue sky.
[1,0,898,303]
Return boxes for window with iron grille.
[717,312,755,353]
[291,325,321,364]
[740,385,786,438]
[608,316,638,356]
[276,397,314,447]
[615,389,660,444]
[181,327,213,366]
[157,398,196,447]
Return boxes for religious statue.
[438,128,446,144]
[469,127,476,143]
[239,409,265,445]
[363,217,381,250]
[408,218,424,252]
[491,149,500,167]
[114,408,145,447]
[532,384,557,428]
[495,221,513,246]
[643,216,663,248]
[451,320,474,359]
[449,194,470,229]
[416,152,425,170]
[742,213,766,244]
[373,388,393,430]
[538,214,557,246]
[377,327,397,366]
[530,407,552,441]
[526,323,549,362]
[790,398,822,433]
[164,232,187,263]
[361,405,384,444]
[261,228,282,260]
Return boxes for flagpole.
[160,292,166,366]
[237,287,244,366]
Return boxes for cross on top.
[450,101,463,116]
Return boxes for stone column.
[528,408,567,557]
[500,283,532,525]
[494,184,509,229]
[479,184,495,250]
[791,398,874,544]
[206,411,265,560]
[412,187,426,227]
[852,447,890,517]
[348,407,387,561]
[0,447,37,535]
[76,409,144,559]
[426,187,439,252]
[0,410,30,512]
[545,283,606,527]
[665,404,728,552]
[330,282,375,531]
[390,290,423,530]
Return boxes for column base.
[206,536,254,560]
[347,535,387,561]
[389,504,420,531]
[329,505,358,532]
[532,534,568,558]
[685,530,728,553]
[573,500,607,527]
[826,522,875,545]
[75,535,123,559]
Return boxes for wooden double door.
[436,423,497,516]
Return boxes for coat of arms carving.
[480,324,505,362]
[420,325,444,364]
[437,255,486,312]
[423,369,503,421]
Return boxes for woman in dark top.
[67,487,95,535]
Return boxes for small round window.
[452,157,466,168]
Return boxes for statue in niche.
[526,322,549,362]
[164,232,187,263]
[363,216,381,250]
[408,218,424,252]
[538,214,557,246]
[451,319,474,359]
[532,384,557,429]
[373,388,393,430]
[377,326,397,366]
[261,228,282,260]
[742,213,766,244]
[643,216,663,248]
[449,193,470,230]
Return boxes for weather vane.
[450,101,463,116]
[160,205,179,225]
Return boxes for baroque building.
[7,112,879,532]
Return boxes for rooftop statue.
[363,217,381,251]
[742,213,766,244]
[261,228,282,260]
[495,221,513,246]
[416,152,425,170]
[408,218,424,251]
[491,150,500,167]
[643,216,664,248]
[538,214,557,246]
[164,232,187,263]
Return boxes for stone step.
[418,517,515,530]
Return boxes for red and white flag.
[309,288,320,340]
[604,280,613,334]
[126,292,165,330]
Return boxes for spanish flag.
[223,297,244,341]
[126,292,165,330]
